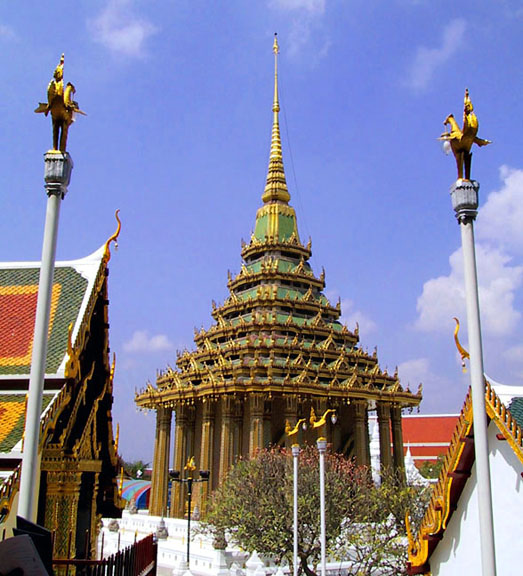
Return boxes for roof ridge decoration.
[406,380,523,574]
[63,210,121,378]
[103,209,122,264]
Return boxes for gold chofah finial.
[35,53,86,152]
[453,317,470,373]
[438,89,491,181]
[104,209,122,262]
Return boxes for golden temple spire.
[262,33,290,205]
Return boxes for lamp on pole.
[309,408,337,576]
[285,418,307,576]
[170,457,210,573]
[440,90,496,576]
[19,54,84,521]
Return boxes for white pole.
[18,151,72,521]
[451,180,497,576]
[317,438,327,576]
[292,444,300,576]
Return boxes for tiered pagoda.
[135,36,422,518]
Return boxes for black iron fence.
[52,532,157,576]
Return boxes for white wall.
[430,423,523,575]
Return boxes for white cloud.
[89,0,157,58]
[397,358,429,390]
[398,357,454,394]
[416,244,522,337]
[339,298,377,336]
[415,168,523,339]
[408,19,466,91]
[269,0,328,57]
[269,0,326,14]
[123,330,174,353]
[477,166,523,255]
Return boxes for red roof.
[402,414,459,444]
[402,414,459,463]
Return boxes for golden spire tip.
[273,33,279,55]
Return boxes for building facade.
[0,231,122,558]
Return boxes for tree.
[123,459,149,479]
[200,447,429,576]
[418,455,444,479]
[331,469,431,576]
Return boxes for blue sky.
[2,1,523,462]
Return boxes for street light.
[285,418,307,576]
[170,457,210,573]
[309,408,337,576]
[440,90,496,576]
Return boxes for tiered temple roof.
[136,36,421,413]
[135,36,421,517]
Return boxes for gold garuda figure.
[35,54,86,152]
[439,89,491,181]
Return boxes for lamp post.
[450,180,497,576]
[285,417,306,576]
[291,444,300,576]
[439,89,496,576]
[309,408,337,576]
[18,152,72,521]
[170,458,210,573]
[19,53,84,521]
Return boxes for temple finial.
[273,33,280,114]
[262,33,290,204]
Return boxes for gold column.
[391,405,406,477]
[377,402,392,472]
[173,405,194,518]
[232,401,243,463]
[198,401,215,516]
[353,400,368,466]
[44,470,82,559]
[219,397,235,483]
[249,394,264,456]
[149,406,172,517]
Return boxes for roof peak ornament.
[262,33,290,205]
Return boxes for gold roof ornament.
[35,53,86,152]
[438,89,491,181]
[453,317,470,372]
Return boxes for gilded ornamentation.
[453,317,470,373]
[439,89,491,180]
[35,54,86,152]
[103,210,122,263]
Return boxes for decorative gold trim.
[104,209,121,263]
[408,381,523,571]
[453,317,470,373]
